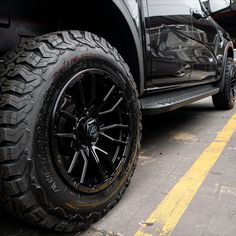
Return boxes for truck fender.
[112,0,145,94]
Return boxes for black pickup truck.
[0,0,235,232]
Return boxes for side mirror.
[209,0,231,13]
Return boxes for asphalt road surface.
[1,97,236,236]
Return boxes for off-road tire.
[0,31,141,232]
[212,57,236,110]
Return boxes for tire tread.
[0,31,141,232]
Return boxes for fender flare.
[112,0,145,94]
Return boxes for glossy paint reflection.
[145,0,226,87]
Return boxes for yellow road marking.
[135,113,236,236]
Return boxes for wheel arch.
[227,45,234,59]
[62,0,145,95]
[59,0,145,95]
[111,0,145,95]
[0,0,145,95]
[75,0,144,95]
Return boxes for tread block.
[17,51,41,67]
[0,125,28,144]
[0,94,33,112]
[25,206,47,223]
[0,144,25,162]
[61,31,78,49]
[54,220,75,232]
[4,171,29,196]
[0,158,27,179]
[9,65,43,82]
[14,191,38,211]
[0,110,29,126]
[38,215,58,229]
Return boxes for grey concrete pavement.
[1,97,236,236]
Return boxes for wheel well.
[60,1,141,92]
[0,0,143,91]
[0,0,142,93]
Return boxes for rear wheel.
[0,31,141,232]
[212,57,236,110]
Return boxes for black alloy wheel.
[0,31,141,232]
[51,68,132,193]
[213,57,236,110]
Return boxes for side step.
[141,84,219,115]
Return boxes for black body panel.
[0,0,234,97]
[144,0,232,89]
[0,0,146,94]
[146,1,193,86]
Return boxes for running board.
[141,85,219,115]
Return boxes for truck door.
[188,0,218,82]
[146,0,193,87]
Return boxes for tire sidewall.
[225,59,235,106]
[30,46,140,214]
[213,57,235,110]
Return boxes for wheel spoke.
[92,145,108,155]
[56,133,74,138]
[60,95,72,108]
[97,85,116,112]
[99,97,123,116]
[90,146,106,180]
[79,81,86,106]
[60,110,76,120]
[92,76,96,100]
[100,124,128,132]
[91,145,116,172]
[80,149,89,184]
[51,69,131,192]
[89,75,96,105]
[86,76,97,110]
[68,151,79,173]
[93,146,117,171]
[100,132,127,145]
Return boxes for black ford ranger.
[0,0,235,232]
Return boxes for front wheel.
[0,31,141,232]
[212,57,236,110]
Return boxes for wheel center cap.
[85,119,100,140]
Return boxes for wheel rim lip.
[49,68,132,193]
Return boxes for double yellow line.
[135,113,236,236]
